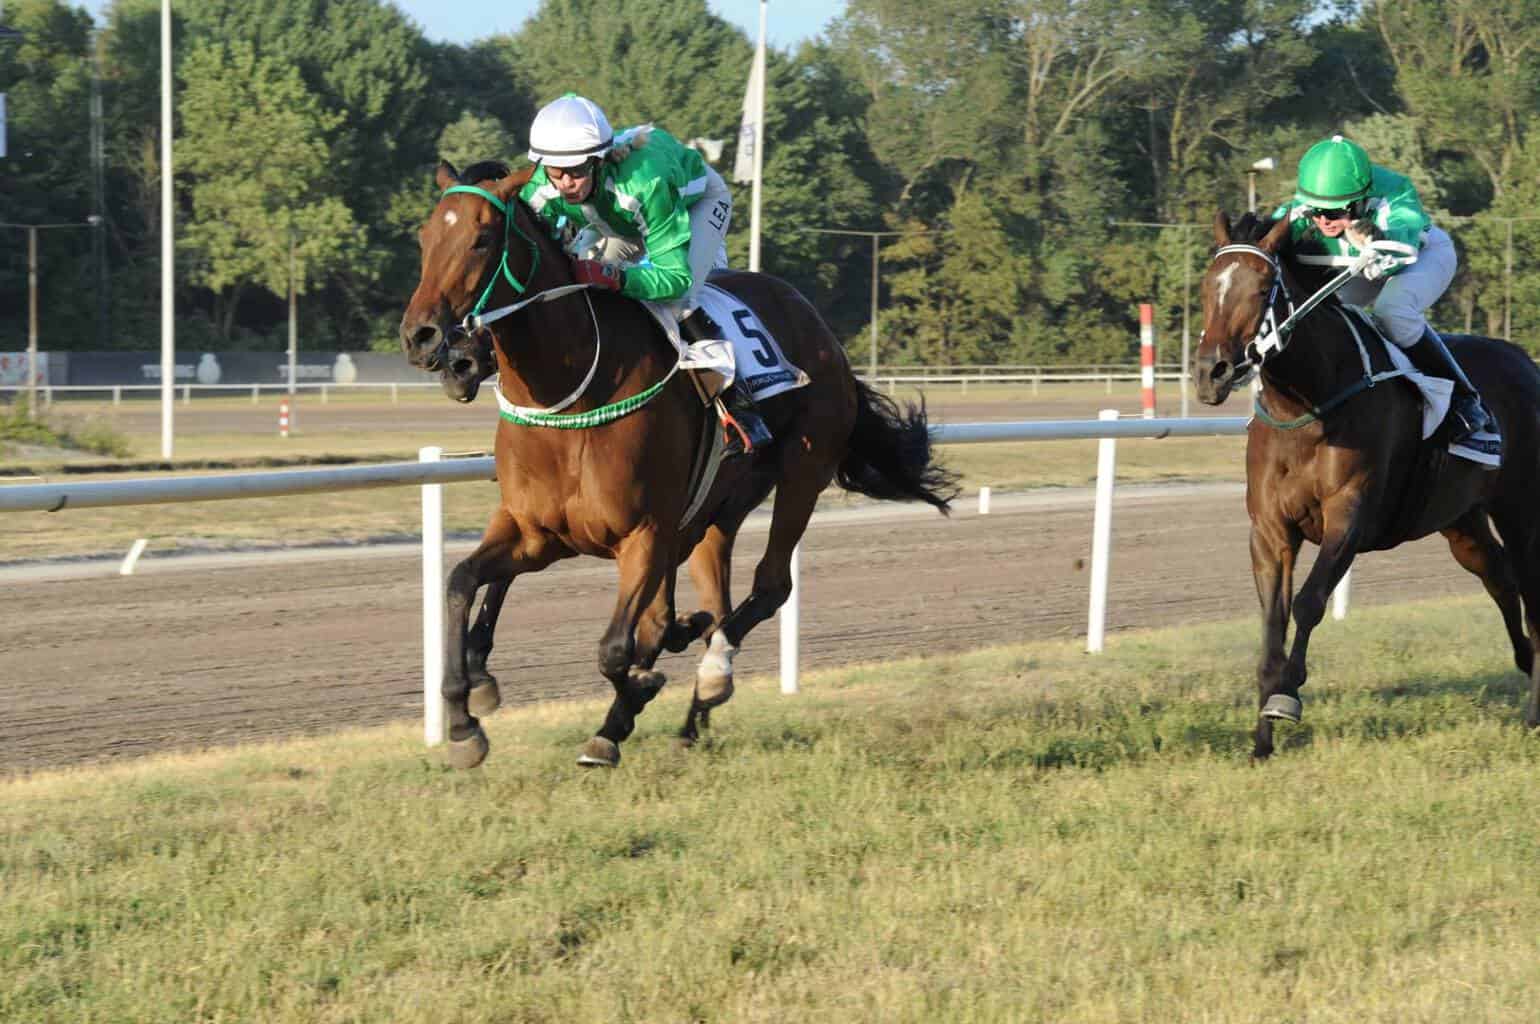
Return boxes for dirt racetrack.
[0,482,1490,774]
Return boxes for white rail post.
[1086,409,1119,653]
[779,544,800,694]
[420,446,447,746]
[1332,568,1351,621]
[978,486,992,515]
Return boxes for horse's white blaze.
[443,210,459,227]
[697,630,737,681]
[1215,263,1238,308]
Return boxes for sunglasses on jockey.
[1307,199,1366,222]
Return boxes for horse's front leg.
[1250,521,1301,760]
[443,511,568,770]
[1261,500,1363,748]
[465,580,510,717]
[578,530,675,768]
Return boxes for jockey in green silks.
[1273,134,1500,463]
[518,92,772,456]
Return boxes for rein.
[440,184,682,429]
[1207,243,1403,430]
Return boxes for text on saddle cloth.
[642,285,811,402]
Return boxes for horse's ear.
[1260,215,1291,254]
[1212,210,1232,247]
[434,161,459,191]
[494,165,537,202]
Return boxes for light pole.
[1108,219,1202,417]
[2,218,101,418]
[1248,156,1277,215]
[797,227,933,379]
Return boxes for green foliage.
[0,405,132,456]
[8,0,1540,362]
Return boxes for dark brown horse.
[400,160,956,769]
[1195,212,1540,759]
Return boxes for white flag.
[732,58,761,184]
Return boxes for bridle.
[1205,242,1374,380]
[431,184,683,429]
[1205,242,1406,430]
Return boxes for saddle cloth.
[1339,306,1499,466]
[642,284,810,402]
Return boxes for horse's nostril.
[1211,361,1230,382]
[410,325,440,350]
[451,358,474,376]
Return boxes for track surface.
[0,482,1487,774]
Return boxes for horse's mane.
[459,160,512,184]
[1233,212,1276,244]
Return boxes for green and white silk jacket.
[1271,165,1433,277]
[519,127,711,302]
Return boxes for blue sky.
[72,1,844,51]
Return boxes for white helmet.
[527,93,613,168]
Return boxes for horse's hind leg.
[579,530,675,768]
[1442,510,1530,677]
[443,510,569,769]
[1490,507,1540,728]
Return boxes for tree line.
[3,0,1538,365]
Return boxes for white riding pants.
[1336,226,1457,348]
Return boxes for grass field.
[5,594,1539,1022]
[1,385,1247,563]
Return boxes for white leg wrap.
[697,631,737,682]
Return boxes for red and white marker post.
[1139,303,1156,419]
[279,399,291,438]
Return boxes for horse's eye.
[471,231,495,252]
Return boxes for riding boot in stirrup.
[679,307,774,457]
[1404,325,1502,467]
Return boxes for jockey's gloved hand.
[573,259,624,290]
[1360,238,1415,281]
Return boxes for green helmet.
[1295,135,1373,209]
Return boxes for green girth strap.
[1252,375,1376,430]
[497,377,672,429]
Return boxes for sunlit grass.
[3,595,1538,1022]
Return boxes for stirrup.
[716,394,772,456]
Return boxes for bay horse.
[400,160,957,769]
[1195,211,1540,760]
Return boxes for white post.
[1086,409,1119,653]
[779,543,800,694]
[747,0,766,273]
[1332,568,1351,621]
[119,538,149,576]
[420,446,446,746]
[978,486,991,515]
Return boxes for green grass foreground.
[5,596,1539,1022]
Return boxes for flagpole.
[748,0,766,272]
[160,0,175,458]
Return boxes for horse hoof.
[1262,693,1302,723]
[468,679,502,717]
[446,725,490,770]
[576,736,620,768]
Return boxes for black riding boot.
[1403,325,1502,464]
[678,308,774,457]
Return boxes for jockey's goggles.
[1307,200,1364,222]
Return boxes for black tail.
[836,379,959,513]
